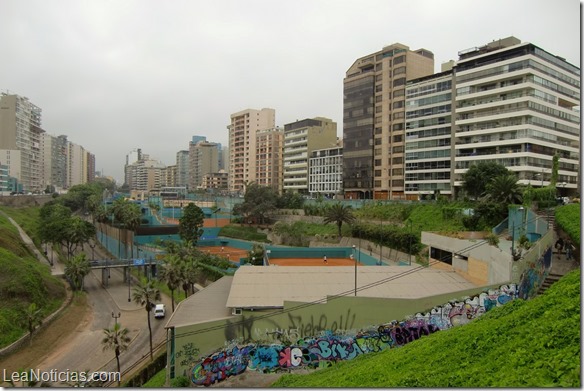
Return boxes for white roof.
[226,266,478,308]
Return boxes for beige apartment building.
[189,140,219,190]
[0,93,44,191]
[256,127,284,193]
[283,117,338,194]
[343,43,434,200]
[227,108,275,194]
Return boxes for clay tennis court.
[198,245,248,263]
[198,245,361,267]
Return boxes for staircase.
[537,273,564,295]
[535,208,556,231]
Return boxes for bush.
[170,376,190,387]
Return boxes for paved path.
[2,213,171,386]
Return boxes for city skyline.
[0,0,579,183]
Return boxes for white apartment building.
[308,146,343,198]
[283,117,337,194]
[452,37,580,195]
[405,69,454,197]
[67,142,88,187]
[0,93,44,191]
[228,108,275,194]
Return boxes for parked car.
[154,304,166,318]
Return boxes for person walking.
[323,255,327,264]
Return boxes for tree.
[462,162,510,200]
[484,173,523,204]
[179,203,205,246]
[233,183,278,225]
[159,254,182,312]
[323,203,356,238]
[22,303,43,345]
[62,216,96,259]
[132,280,161,361]
[64,253,91,291]
[102,322,131,386]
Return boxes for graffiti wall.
[187,283,519,386]
[517,246,552,300]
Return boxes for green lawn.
[272,269,581,388]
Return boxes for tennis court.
[198,245,248,263]
[268,257,361,266]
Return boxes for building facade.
[189,140,219,190]
[202,170,229,190]
[452,37,580,196]
[309,146,343,198]
[283,117,337,194]
[176,150,189,189]
[405,68,454,198]
[256,127,284,193]
[343,43,434,200]
[228,108,276,194]
[0,93,44,191]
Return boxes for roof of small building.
[164,276,235,329]
[226,265,478,308]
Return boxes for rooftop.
[226,266,478,309]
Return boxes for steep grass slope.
[0,210,66,348]
[273,269,581,388]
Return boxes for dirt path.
[0,293,90,387]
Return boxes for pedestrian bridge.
[89,258,164,269]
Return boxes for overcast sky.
[1,0,580,183]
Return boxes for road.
[8,220,172,387]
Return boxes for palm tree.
[102,323,131,386]
[64,253,91,291]
[22,303,43,345]
[485,174,523,204]
[323,203,356,238]
[159,254,182,312]
[132,280,161,361]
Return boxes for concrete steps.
[537,273,564,295]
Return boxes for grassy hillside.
[0,209,66,348]
[272,269,581,388]
[555,204,580,246]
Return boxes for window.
[393,112,405,120]
[392,156,403,164]
[393,66,406,76]
[393,135,403,142]
[393,89,405,98]
[393,123,404,131]
[392,146,404,153]
[393,100,404,109]
[394,55,405,64]
[393,77,406,87]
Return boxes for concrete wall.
[169,284,495,380]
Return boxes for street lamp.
[111,312,121,325]
[352,245,357,297]
[127,258,132,302]
[89,243,96,262]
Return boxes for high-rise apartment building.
[176,150,189,188]
[309,145,343,198]
[124,148,142,189]
[0,93,44,191]
[405,68,454,198]
[452,37,580,196]
[256,127,284,193]
[41,133,68,191]
[228,108,276,193]
[283,117,338,194]
[67,141,89,187]
[343,43,434,200]
[402,37,580,199]
[189,140,219,190]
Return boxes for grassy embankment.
[0,206,66,348]
[273,269,581,388]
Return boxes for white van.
[154,304,166,318]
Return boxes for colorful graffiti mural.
[518,247,552,299]
[187,282,520,386]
